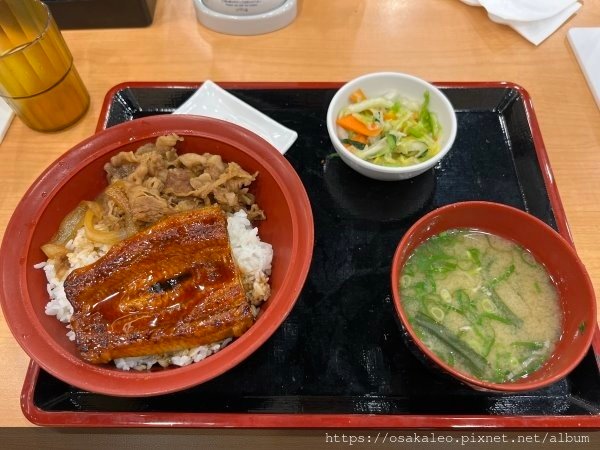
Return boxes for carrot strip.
[336,115,381,137]
[349,89,367,103]
[351,133,369,144]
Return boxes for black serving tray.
[21,82,600,428]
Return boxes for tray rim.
[21,80,600,429]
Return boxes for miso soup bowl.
[390,201,597,392]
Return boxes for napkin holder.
[42,0,157,29]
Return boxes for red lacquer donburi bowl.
[391,201,596,392]
[0,115,314,397]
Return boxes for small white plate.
[0,97,15,144]
[568,28,600,110]
[173,80,298,154]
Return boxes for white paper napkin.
[0,97,15,145]
[461,0,582,45]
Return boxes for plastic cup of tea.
[0,0,90,132]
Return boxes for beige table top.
[0,0,599,435]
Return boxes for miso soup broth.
[400,228,562,383]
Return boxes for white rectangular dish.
[0,97,15,144]
[173,80,298,154]
[568,27,600,110]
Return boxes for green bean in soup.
[400,229,562,383]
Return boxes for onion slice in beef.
[83,201,125,245]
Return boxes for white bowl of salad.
[326,72,457,181]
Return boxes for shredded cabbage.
[337,90,442,167]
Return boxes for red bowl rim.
[0,115,314,397]
[390,200,596,392]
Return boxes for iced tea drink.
[0,0,89,132]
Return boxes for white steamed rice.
[36,209,273,371]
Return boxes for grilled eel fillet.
[63,205,253,364]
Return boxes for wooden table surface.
[0,0,599,436]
